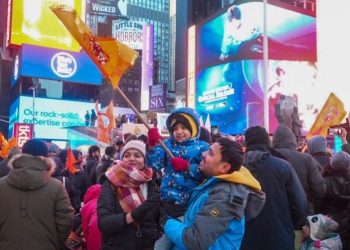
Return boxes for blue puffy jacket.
[164,167,266,250]
[146,107,209,205]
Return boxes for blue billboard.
[12,44,102,86]
[9,96,99,140]
[195,61,263,134]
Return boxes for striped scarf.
[105,161,153,212]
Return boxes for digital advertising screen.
[194,0,319,135]
[11,44,102,86]
[195,59,328,135]
[197,1,316,70]
[195,61,262,135]
[9,0,85,51]
[9,96,99,140]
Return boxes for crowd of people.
[0,107,349,250]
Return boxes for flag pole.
[115,86,174,158]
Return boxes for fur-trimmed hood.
[7,154,56,190]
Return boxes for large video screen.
[12,44,102,86]
[196,61,261,135]
[9,96,98,140]
[9,0,84,51]
[195,60,320,135]
[197,1,316,70]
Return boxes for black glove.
[163,201,186,218]
[131,193,160,221]
[159,206,169,230]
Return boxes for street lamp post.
[29,79,38,138]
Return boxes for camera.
[327,127,342,136]
[327,118,350,136]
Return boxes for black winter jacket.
[241,148,308,250]
[272,126,326,214]
[51,157,81,213]
[97,179,161,250]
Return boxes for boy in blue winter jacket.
[147,107,210,249]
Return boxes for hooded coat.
[317,152,350,249]
[0,154,74,250]
[241,147,308,250]
[307,136,330,170]
[81,184,102,250]
[146,107,210,205]
[164,166,265,250]
[51,156,81,213]
[272,126,326,214]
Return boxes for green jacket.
[0,154,74,250]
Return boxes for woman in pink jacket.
[81,184,102,250]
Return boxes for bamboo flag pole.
[115,86,174,158]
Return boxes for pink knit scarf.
[105,161,153,212]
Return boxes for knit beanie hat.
[307,214,338,241]
[120,140,146,160]
[245,126,270,147]
[330,151,350,173]
[22,139,48,157]
[307,135,327,154]
[48,143,60,154]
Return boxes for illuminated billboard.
[12,44,102,86]
[112,21,144,50]
[196,61,260,134]
[9,96,99,140]
[195,60,319,134]
[9,0,85,51]
[197,1,316,70]
[141,24,154,111]
[87,0,127,16]
[195,0,318,134]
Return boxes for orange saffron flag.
[307,93,346,138]
[96,100,115,144]
[66,148,78,174]
[0,134,17,159]
[50,5,138,89]
[106,100,116,129]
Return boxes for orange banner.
[50,5,138,88]
[307,93,346,138]
[66,148,78,174]
[96,100,115,144]
[0,133,17,159]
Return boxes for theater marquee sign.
[112,21,144,50]
[87,0,128,17]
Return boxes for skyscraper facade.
[128,0,171,88]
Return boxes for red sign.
[14,123,33,148]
